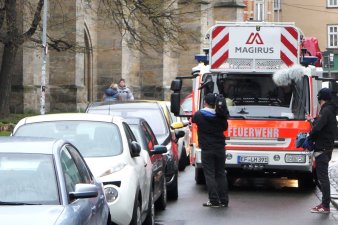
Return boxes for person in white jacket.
[117,78,134,101]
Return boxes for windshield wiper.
[229,116,246,119]
[0,201,41,205]
[265,116,291,120]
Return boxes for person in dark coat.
[192,93,229,208]
[306,87,337,214]
[103,83,120,102]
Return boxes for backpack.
[215,94,229,118]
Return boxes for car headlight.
[100,162,126,177]
[104,185,118,203]
[285,154,306,163]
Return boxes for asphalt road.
[155,160,338,225]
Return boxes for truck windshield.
[200,73,309,120]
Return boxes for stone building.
[11,0,249,114]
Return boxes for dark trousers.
[201,150,229,204]
[315,150,333,208]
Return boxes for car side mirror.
[69,184,98,200]
[171,122,185,129]
[175,130,185,139]
[150,145,167,155]
[130,141,141,157]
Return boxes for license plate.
[237,156,268,164]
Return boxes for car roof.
[0,136,64,154]
[16,113,123,124]
[87,101,161,110]
[124,117,146,125]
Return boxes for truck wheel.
[167,172,178,200]
[155,178,167,210]
[143,189,154,225]
[195,167,205,185]
[298,174,316,190]
[178,147,187,171]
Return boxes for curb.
[329,160,338,210]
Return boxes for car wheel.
[178,147,187,171]
[195,167,205,185]
[167,172,178,200]
[129,195,142,225]
[155,177,167,210]
[143,188,154,225]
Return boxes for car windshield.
[14,121,122,157]
[0,153,59,205]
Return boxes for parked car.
[0,136,110,225]
[12,113,161,225]
[165,101,191,171]
[125,117,167,210]
[86,101,185,200]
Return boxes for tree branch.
[19,0,44,44]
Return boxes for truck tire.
[155,178,167,210]
[298,174,316,190]
[178,147,187,171]
[195,167,205,185]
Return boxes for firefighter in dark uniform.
[192,93,229,208]
[306,88,337,214]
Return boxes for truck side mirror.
[170,80,182,92]
[171,93,181,115]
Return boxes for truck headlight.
[285,154,306,163]
[104,185,118,203]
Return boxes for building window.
[328,0,338,7]
[328,25,338,48]
[273,0,281,11]
[255,0,265,21]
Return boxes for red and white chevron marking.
[210,25,299,69]
[211,26,229,69]
[280,27,299,66]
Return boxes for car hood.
[85,156,126,178]
[0,205,64,225]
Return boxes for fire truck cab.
[170,22,332,188]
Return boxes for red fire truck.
[170,22,332,188]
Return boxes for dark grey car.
[0,137,110,225]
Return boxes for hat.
[317,88,332,101]
[204,93,217,105]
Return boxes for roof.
[87,101,161,111]
[0,136,64,154]
[124,117,146,125]
[16,113,123,125]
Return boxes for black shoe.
[203,201,221,208]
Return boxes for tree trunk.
[0,42,18,117]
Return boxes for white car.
[12,113,164,225]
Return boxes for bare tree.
[0,0,200,117]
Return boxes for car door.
[123,122,151,214]
[142,121,164,200]
[67,145,107,225]
[60,146,97,225]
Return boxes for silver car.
[0,136,110,225]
